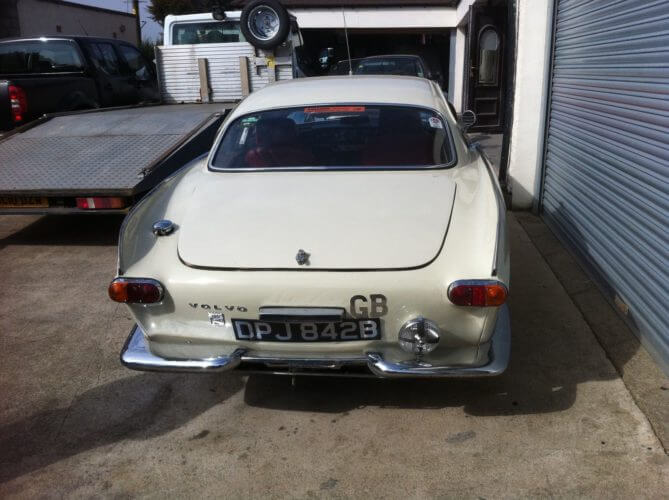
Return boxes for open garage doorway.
[463,0,509,133]
[297,30,451,91]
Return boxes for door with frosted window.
[465,4,506,132]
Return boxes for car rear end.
[112,165,509,377]
[110,80,510,378]
[116,251,509,378]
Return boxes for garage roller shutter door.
[540,0,669,370]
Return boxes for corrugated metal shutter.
[156,43,293,103]
[541,0,669,370]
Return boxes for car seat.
[362,109,434,166]
[245,118,315,167]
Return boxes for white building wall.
[506,0,554,209]
[292,8,457,29]
[17,0,138,44]
[446,0,485,112]
[448,26,466,112]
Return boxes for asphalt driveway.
[0,213,667,498]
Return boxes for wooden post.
[197,58,210,103]
[239,56,250,97]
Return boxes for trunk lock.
[295,248,310,265]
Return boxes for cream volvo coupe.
[110,75,510,377]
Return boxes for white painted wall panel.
[506,0,554,209]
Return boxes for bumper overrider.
[120,305,510,378]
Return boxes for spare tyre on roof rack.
[241,0,290,50]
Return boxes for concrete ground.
[0,211,667,498]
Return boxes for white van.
[157,8,296,104]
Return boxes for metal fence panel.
[156,43,293,103]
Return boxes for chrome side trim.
[475,143,507,276]
[120,325,245,372]
[258,306,346,322]
[367,304,510,377]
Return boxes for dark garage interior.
[298,29,450,89]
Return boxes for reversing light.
[398,317,441,355]
[447,280,508,307]
[76,197,126,210]
[108,278,164,304]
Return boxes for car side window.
[0,40,84,74]
[171,21,245,44]
[90,43,121,76]
[118,44,152,80]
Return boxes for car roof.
[336,58,362,65]
[233,75,443,116]
[361,54,423,60]
[0,36,131,45]
[335,55,423,66]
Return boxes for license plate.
[0,195,48,208]
[232,318,381,342]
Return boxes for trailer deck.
[0,103,231,213]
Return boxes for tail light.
[76,197,126,210]
[8,85,27,123]
[447,280,508,307]
[109,278,164,304]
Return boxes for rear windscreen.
[356,58,425,77]
[211,105,454,170]
[0,40,84,74]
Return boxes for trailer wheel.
[241,0,290,50]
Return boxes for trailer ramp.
[0,104,231,213]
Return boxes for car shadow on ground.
[242,210,637,416]
[0,208,640,483]
[240,320,588,417]
[0,373,244,483]
[0,214,124,249]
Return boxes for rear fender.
[118,158,203,275]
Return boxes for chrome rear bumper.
[120,305,510,378]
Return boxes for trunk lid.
[178,170,456,270]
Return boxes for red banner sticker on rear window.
[303,106,366,113]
